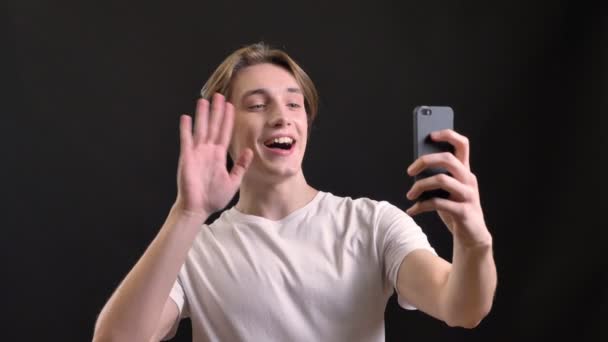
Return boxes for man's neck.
[235,172,318,221]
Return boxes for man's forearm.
[93,204,207,341]
[441,236,497,328]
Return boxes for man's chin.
[265,166,299,178]
[249,162,301,181]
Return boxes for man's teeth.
[271,137,293,144]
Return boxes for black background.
[4,0,607,341]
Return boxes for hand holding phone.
[412,105,455,201]
[407,107,493,251]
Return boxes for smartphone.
[412,105,455,201]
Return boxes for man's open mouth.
[263,137,296,151]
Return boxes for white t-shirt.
[165,191,437,341]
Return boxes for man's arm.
[93,95,253,341]
[93,206,207,342]
[396,238,496,328]
[151,292,181,341]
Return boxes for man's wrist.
[171,200,210,221]
[169,202,210,228]
[454,229,493,252]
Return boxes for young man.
[93,43,496,342]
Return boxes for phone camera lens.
[421,108,432,116]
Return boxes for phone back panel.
[413,106,454,200]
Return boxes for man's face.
[229,63,308,182]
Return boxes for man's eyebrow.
[240,87,302,99]
[287,87,302,94]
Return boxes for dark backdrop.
[4,0,607,341]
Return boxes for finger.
[179,114,193,154]
[218,101,235,147]
[193,98,210,144]
[407,152,471,184]
[430,129,470,169]
[406,173,473,202]
[207,93,225,143]
[406,197,462,217]
[229,148,253,184]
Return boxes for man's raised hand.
[175,93,253,217]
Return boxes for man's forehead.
[232,64,301,98]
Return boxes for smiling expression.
[228,63,309,183]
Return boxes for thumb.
[229,148,253,184]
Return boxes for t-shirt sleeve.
[162,276,189,341]
[376,201,437,310]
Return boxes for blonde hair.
[200,43,319,126]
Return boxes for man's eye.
[248,104,265,110]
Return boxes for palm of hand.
[175,94,253,217]
[178,145,234,214]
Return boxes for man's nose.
[267,105,292,128]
